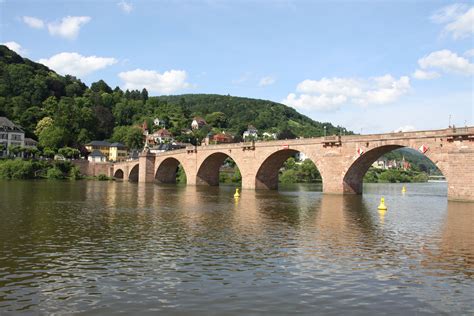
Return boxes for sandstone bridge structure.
[74,127,474,201]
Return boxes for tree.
[111,126,144,149]
[58,147,80,159]
[35,117,54,137]
[141,88,149,102]
[39,126,68,150]
[90,80,112,94]
[205,112,227,128]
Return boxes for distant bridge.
[74,127,474,202]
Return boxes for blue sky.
[1,0,473,133]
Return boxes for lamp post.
[323,126,327,137]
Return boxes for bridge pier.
[138,150,155,183]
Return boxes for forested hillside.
[0,45,349,151]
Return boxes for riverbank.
[0,159,113,181]
[363,167,430,183]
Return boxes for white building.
[262,132,277,140]
[0,117,25,156]
[243,125,258,140]
[88,149,107,162]
[191,117,207,130]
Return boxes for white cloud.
[118,0,133,13]
[22,16,44,29]
[418,49,474,75]
[394,125,416,133]
[258,76,276,86]
[282,93,347,112]
[38,52,117,77]
[431,4,474,40]
[297,77,363,97]
[47,16,91,40]
[464,49,474,57]
[2,41,27,55]
[412,69,441,80]
[431,4,468,23]
[283,74,410,112]
[118,69,191,94]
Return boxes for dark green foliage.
[363,167,429,183]
[381,148,440,175]
[279,158,322,184]
[97,174,110,181]
[111,126,144,149]
[0,159,35,179]
[0,158,82,180]
[176,165,187,184]
[46,167,65,180]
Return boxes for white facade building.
[0,117,25,156]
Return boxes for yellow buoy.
[234,188,240,198]
[402,186,406,193]
[378,197,387,211]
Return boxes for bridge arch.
[342,144,447,194]
[128,164,139,182]
[255,149,322,190]
[114,169,124,180]
[155,157,187,184]
[196,152,242,186]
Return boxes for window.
[11,134,22,141]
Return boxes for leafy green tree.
[39,126,68,150]
[35,116,54,137]
[111,126,144,149]
[58,147,80,159]
[205,112,228,128]
[90,80,112,94]
[42,147,56,159]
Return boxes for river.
[0,181,472,315]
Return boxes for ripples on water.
[0,181,472,315]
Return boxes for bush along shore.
[0,159,111,181]
[363,167,429,183]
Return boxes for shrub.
[97,174,109,181]
[0,160,35,179]
[69,166,82,180]
[47,167,65,179]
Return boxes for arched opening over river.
[196,152,242,186]
[155,157,187,184]
[113,169,124,180]
[128,164,139,182]
[344,146,445,194]
[255,149,322,191]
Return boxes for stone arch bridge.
[75,127,474,201]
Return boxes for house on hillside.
[262,132,277,140]
[109,143,128,162]
[213,132,234,144]
[85,141,128,162]
[88,149,107,162]
[153,118,164,128]
[148,128,173,145]
[0,117,25,156]
[191,117,207,130]
[243,125,258,140]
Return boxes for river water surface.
[0,181,472,315]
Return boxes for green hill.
[0,45,349,150]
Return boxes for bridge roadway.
[76,127,474,201]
